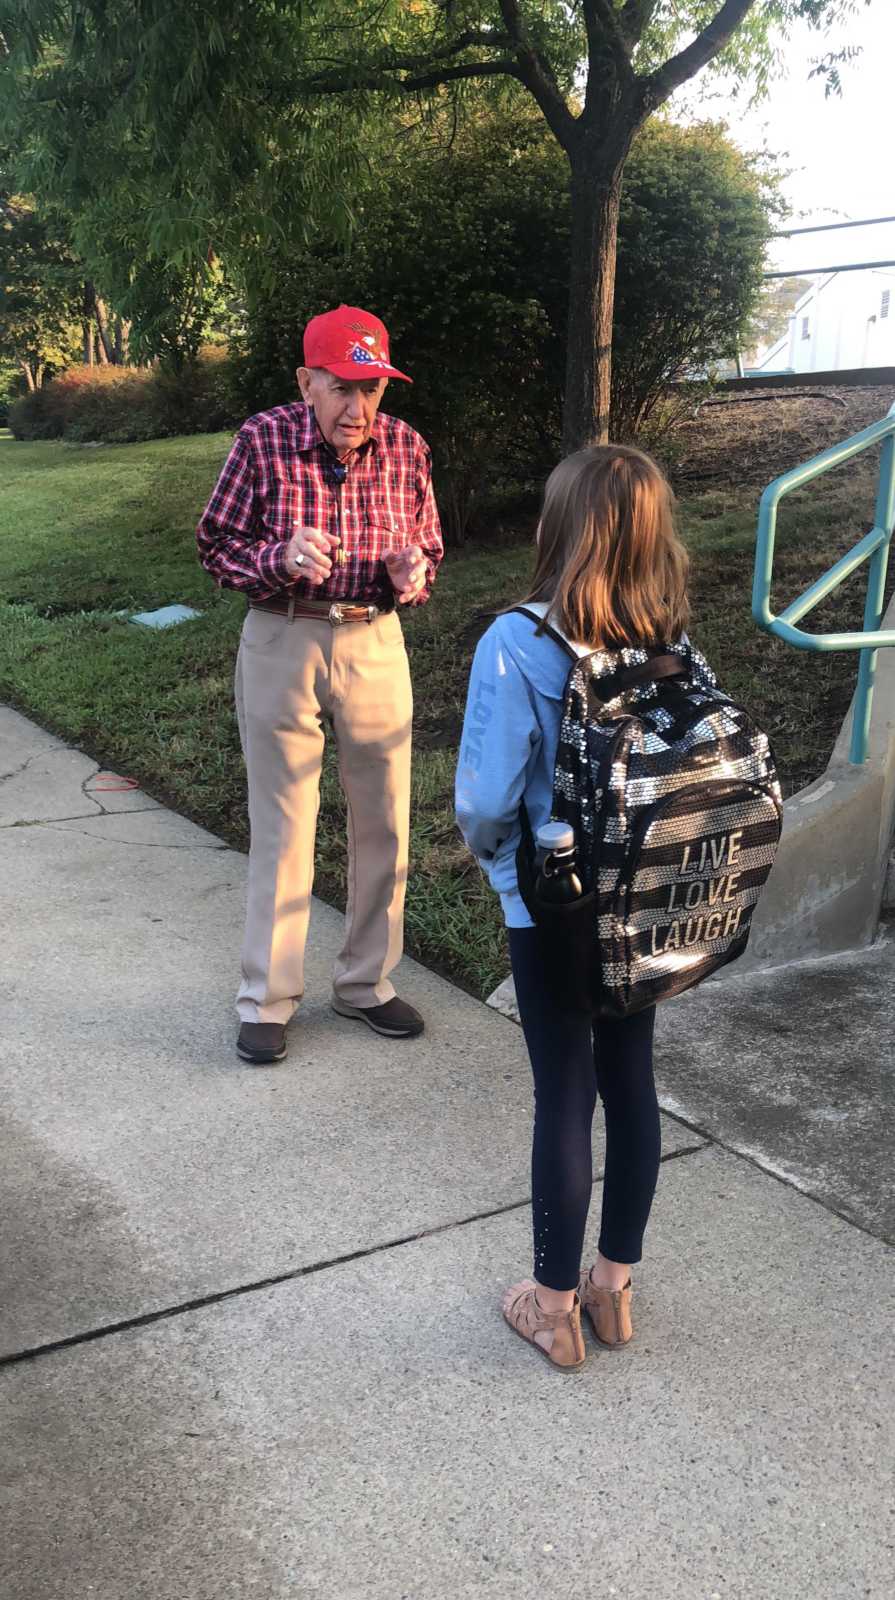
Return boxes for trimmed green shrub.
[8,347,241,443]
[236,114,567,543]
[612,121,772,438]
[145,347,241,437]
[236,113,772,540]
[7,386,52,438]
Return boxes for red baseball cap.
[302,304,412,383]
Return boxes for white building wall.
[755,270,895,374]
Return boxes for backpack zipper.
[625,777,783,867]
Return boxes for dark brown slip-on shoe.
[237,1022,287,1065]
[331,995,424,1038]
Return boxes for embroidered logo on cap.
[346,325,387,366]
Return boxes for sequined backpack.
[513,607,783,1018]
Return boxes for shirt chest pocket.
[362,485,416,550]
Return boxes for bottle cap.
[536,821,575,852]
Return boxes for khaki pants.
[234,606,413,1023]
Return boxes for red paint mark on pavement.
[89,772,141,793]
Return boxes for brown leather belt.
[249,594,392,626]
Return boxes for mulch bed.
[671,384,895,491]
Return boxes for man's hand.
[286,526,340,586]
[384,544,428,605]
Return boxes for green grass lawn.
[0,430,886,997]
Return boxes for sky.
[670,1,895,276]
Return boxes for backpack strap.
[508,605,580,662]
[507,607,569,906]
[589,653,687,705]
[509,609,688,698]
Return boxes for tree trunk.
[21,362,36,393]
[83,283,102,364]
[563,152,627,454]
[93,295,115,364]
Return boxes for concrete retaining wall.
[731,590,895,973]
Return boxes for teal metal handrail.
[752,409,895,764]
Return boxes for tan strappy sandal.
[502,1279,586,1370]
[578,1269,633,1347]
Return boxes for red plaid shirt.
[196,402,443,604]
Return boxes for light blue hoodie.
[455,604,589,929]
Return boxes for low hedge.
[8,348,241,444]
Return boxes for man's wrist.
[258,540,295,590]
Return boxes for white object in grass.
[129,604,203,630]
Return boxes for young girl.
[456,444,690,1370]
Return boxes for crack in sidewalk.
[0,808,169,831]
[1,751,106,822]
[0,746,80,784]
[0,755,163,828]
[33,822,231,850]
[79,769,109,816]
[0,1143,707,1371]
[489,999,895,1246]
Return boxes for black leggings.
[509,927,661,1292]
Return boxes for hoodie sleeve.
[455,620,540,869]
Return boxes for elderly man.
[197,304,443,1064]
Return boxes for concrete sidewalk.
[1,706,892,1600]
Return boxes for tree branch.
[303,58,522,96]
[299,19,520,102]
[583,1,634,81]
[402,58,522,91]
[619,0,660,45]
[497,0,578,149]
[496,0,526,44]
[641,0,758,107]
[365,28,513,73]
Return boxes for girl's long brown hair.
[522,444,690,649]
